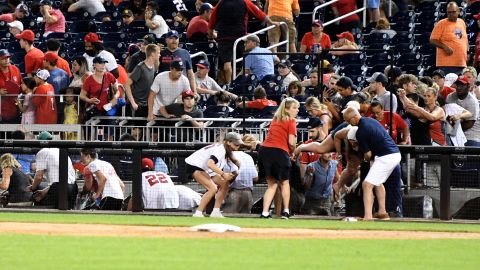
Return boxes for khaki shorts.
[267,16,297,46]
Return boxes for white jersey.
[84,50,118,73]
[142,171,179,209]
[185,143,227,176]
[87,159,124,200]
[175,185,201,210]
[36,148,76,186]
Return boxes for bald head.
[447,2,459,22]
[343,107,361,126]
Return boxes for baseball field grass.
[1,212,479,270]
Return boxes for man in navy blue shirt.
[343,107,401,221]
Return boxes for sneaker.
[192,212,204,218]
[373,212,390,220]
[281,212,291,219]
[209,210,225,218]
[259,214,272,218]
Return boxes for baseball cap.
[366,72,388,84]
[462,66,477,78]
[0,49,10,59]
[166,30,179,38]
[278,59,292,68]
[312,20,323,27]
[199,3,213,13]
[37,131,53,140]
[7,20,23,31]
[432,69,445,78]
[15,29,35,42]
[196,59,210,69]
[225,132,244,146]
[142,158,154,170]
[39,0,53,6]
[16,3,29,16]
[444,73,458,87]
[455,75,470,85]
[122,9,133,17]
[246,34,260,44]
[170,59,184,70]
[307,117,324,129]
[342,100,361,114]
[44,52,58,63]
[93,56,108,64]
[336,76,354,89]
[347,126,358,141]
[35,69,50,81]
[474,13,480,20]
[336,31,354,42]
[143,34,156,45]
[182,89,195,99]
[84,32,102,43]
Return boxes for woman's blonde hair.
[305,96,327,112]
[0,153,21,170]
[375,17,390,30]
[273,97,299,120]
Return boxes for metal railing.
[313,0,367,28]
[233,21,289,79]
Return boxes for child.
[63,87,80,140]
[16,77,36,124]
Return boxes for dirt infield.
[1,222,480,239]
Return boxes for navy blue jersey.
[356,117,399,157]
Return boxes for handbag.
[85,74,105,119]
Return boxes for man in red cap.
[161,89,204,128]
[16,30,44,77]
[0,49,21,124]
[82,32,119,78]
[43,52,69,95]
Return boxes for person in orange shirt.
[265,0,300,53]
[430,1,468,74]
[258,97,299,219]
[300,20,332,53]
[32,69,57,124]
[15,30,44,77]
[46,39,71,77]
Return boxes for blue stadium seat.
[366,52,391,67]
[392,43,416,55]
[363,32,391,47]
[102,32,128,43]
[66,41,85,58]
[69,20,97,33]
[98,21,122,33]
[396,52,422,67]
[390,31,414,45]
[125,21,148,34]
[9,52,25,65]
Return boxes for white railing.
[232,21,289,79]
[313,0,367,28]
[85,116,309,143]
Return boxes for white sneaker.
[192,212,204,218]
[209,210,225,218]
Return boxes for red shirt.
[299,139,320,164]
[33,83,57,124]
[0,65,22,120]
[262,118,297,154]
[301,32,332,53]
[186,16,209,39]
[331,0,360,24]
[57,56,72,77]
[25,48,45,75]
[370,111,407,143]
[439,86,455,100]
[0,13,15,23]
[82,72,117,111]
[246,99,277,110]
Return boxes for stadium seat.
[395,52,422,67]
[390,31,414,45]
[69,20,97,33]
[98,21,122,33]
[125,21,148,34]
[392,43,416,55]
[102,32,127,43]
[363,32,391,47]
[366,52,391,67]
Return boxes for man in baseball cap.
[0,49,22,124]
[196,59,210,69]
[16,30,45,76]
[83,32,118,76]
[7,20,23,35]
[161,89,203,128]
[187,3,213,41]
[432,69,454,99]
[126,34,156,73]
[122,9,134,26]
[170,59,184,70]
[0,3,29,22]
[367,72,397,112]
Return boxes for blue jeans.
[438,67,464,75]
[465,140,480,147]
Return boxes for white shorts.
[365,153,401,186]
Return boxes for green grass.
[1,212,480,233]
[0,234,479,270]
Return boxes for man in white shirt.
[147,59,190,121]
[80,148,125,210]
[26,131,77,209]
